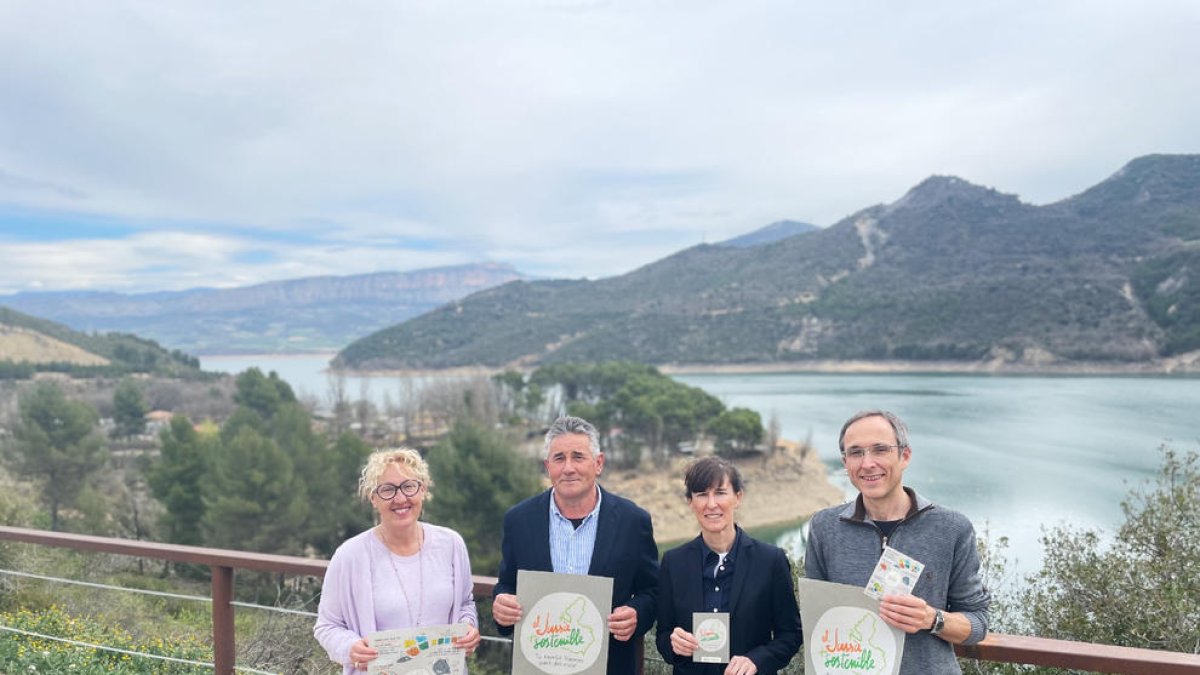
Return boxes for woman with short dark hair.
[656,456,802,675]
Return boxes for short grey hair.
[544,415,601,457]
[838,410,910,453]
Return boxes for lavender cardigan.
[314,523,478,674]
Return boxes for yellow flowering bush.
[0,605,210,674]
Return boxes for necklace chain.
[379,524,424,625]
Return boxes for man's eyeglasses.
[842,444,902,461]
[374,480,423,500]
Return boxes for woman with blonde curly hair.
[315,448,480,673]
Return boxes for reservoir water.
[202,354,1200,576]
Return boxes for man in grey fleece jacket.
[804,410,990,674]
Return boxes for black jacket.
[656,527,803,674]
[494,486,660,675]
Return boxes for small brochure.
[367,623,470,675]
[691,612,730,664]
[864,545,925,599]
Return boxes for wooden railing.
[2,526,1198,675]
[954,635,1200,674]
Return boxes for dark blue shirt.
[701,529,740,613]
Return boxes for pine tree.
[112,377,149,439]
[424,421,542,575]
[709,407,765,456]
[146,415,213,545]
[11,382,108,530]
[271,403,371,556]
[232,368,296,419]
[202,426,308,554]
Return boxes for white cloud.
[0,0,1198,292]
[0,231,470,294]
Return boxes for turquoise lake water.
[202,355,1200,576]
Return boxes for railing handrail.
[956,634,1200,674]
[0,524,498,597]
[1,525,329,575]
[2,525,1198,675]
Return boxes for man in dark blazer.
[493,416,659,675]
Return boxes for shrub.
[0,605,211,674]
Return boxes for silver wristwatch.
[929,608,946,635]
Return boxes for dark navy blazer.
[494,486,660,675]
[655,528,803,675]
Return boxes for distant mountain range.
[334,154,1200,371]
[0,263,528,355]
[717,220,818,248]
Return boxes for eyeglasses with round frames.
[373,480,422,500]
[842,444,902,461]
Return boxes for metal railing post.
[211,565,235,674]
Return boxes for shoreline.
[215,353,1200,378]
[598,440,847,544]
[659,355,1200,376]
[197,348,1200,378]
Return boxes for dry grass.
[0,325,109,366]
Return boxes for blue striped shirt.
[548,486,602,575]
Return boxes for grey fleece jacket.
[804,487,990,675]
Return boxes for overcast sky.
[1,0,1198,294]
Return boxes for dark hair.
[684,456,744,498]
[838,409,910,453]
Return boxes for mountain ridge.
[0,262,528,354]
[335,154,1200,371]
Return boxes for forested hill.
[0,306,202,378]
[0,262,527,355]
[335,154,1200,371]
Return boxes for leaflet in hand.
[367,623,470,675]
[691,612,730,664]
[864,545,924,599]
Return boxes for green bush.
[967,445,1200,674]
[0,605,211,674]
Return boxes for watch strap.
[930,608,946,635]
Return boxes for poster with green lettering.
[514,570,613,675]
[797,579,905,675]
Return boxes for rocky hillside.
[0,262,527,355]
[335,154,1200,371]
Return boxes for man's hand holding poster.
[513,570,613,675]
